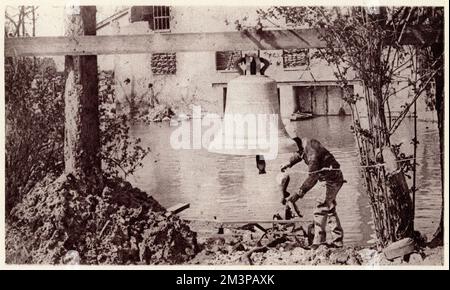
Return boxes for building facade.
[97,6,435,120]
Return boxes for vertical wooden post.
[31,6,36,37]
[64,6,101,182]
[21,6,25,36]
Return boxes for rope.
[292,152,443,174]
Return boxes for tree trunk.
[359,66,414,248]
[64,6,101,187]
[387,172,414,238]
[429,42,444,247]
[361,150,414,248]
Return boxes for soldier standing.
[280,137,345,249]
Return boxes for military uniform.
[285,138,344,247]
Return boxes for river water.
[130,116,442,246]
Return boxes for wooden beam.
[165,203,190,217]
[5,27,441,57]
[186,219,308,224]
[5,29,324,56]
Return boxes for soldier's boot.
[328,206,344,248]
[312,205,328,248]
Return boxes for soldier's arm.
[281,152,303,171]
[298,152,321,196]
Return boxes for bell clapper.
[256,155,266,174]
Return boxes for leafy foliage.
[98,71,151,178]
[5,58,150,215]
[5,57,64,214]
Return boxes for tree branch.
[389,66,442,135]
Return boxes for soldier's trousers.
[313,170,344,246]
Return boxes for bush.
[5,58,150,215]
[98,71,151,178]
[5,57,64,214]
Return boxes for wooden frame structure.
[5,27,441,57]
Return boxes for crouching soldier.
[280,137,345,249]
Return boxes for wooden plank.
[165,202,190,216]
[205,232,306,238]
[6,29,440,57]
[5,29,323,56]
[221,219,307,224]
[5,27,441,57]
[186,219,308,224]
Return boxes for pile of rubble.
[187,222,443,266]
[5,174,198,265]
[189,223,363,265]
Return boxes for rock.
[62,250,80,265]
[242,232,253,244]
[383,238,416,260]
[232,243,246,252]
[408,253,424,264]
[335,252,350,264]
[367,252,386,266]
[347,255,362,265]
[358,248,378,263]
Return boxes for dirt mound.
[6,174,198,265]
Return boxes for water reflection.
[131,116,442,246]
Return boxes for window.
[282,49,309,70]
[152,6,170,31]
[151,53,176,75]
[216,51,242,71]
[129,6,170,31]
[130,6,153,23]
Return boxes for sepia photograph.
[1,0,448,270]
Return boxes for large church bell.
[208,53,298,172]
